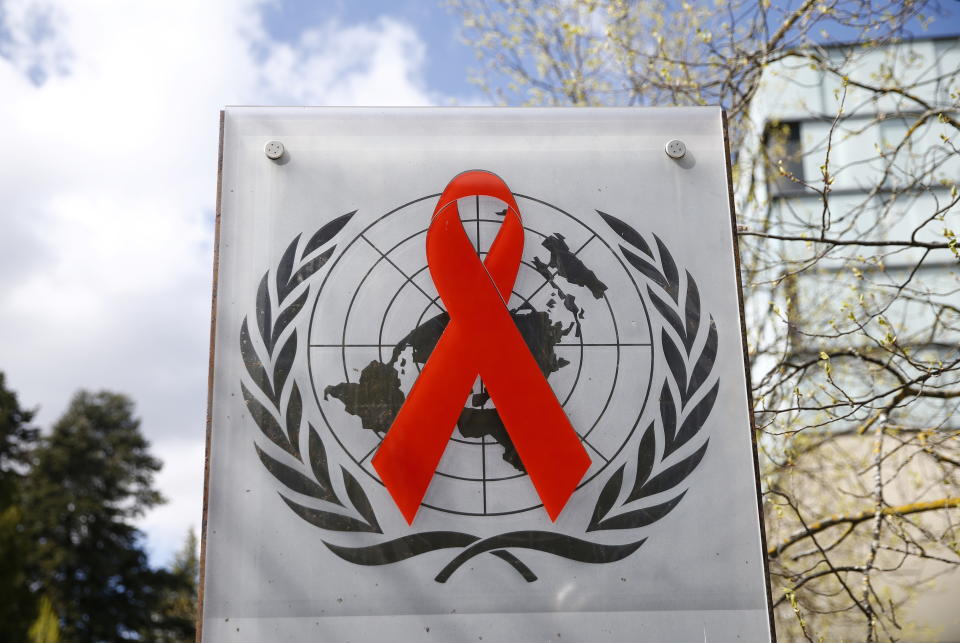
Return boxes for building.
[739,34,960,640]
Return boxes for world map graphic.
[323,231,609,473]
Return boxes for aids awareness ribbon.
[372,170,591,524]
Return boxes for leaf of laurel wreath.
[238,208,718,584]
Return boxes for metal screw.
[664,139,686,159]
[264,140,285,161]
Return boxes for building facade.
[740,35,960,639]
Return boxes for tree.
[451,1,959,639]
[23,390,168,641]
[0,371,39,489]
[28,597,61,643]
[0,372,40,641]
[142,528,199,642]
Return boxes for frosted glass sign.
[200,107,774,641]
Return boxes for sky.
[0,0,957,570]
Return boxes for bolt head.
[264,140,285,161]
[665,139,686,159]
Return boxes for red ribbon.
[372,170,591,524]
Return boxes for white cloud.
[260,17,433,105]
[0,0,443,564]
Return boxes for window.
[765,120,805,196]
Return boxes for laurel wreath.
[238,207,718,583]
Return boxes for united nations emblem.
[238,170,718,583]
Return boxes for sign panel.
[200,107,774,641]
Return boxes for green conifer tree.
[143,528,199,641]
[0,372,40,641]
[28,596,61,643]
[23,390,167,641]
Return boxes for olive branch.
[586,212,718,533]
[238,210,384,534]
[238,208,718,584]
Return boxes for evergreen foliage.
[0,375,198,642]
[23,390,166,640]
[0,372,40,641]
[144,529,200,642]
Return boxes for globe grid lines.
[337,218,609,443]
[307,193,655,517]
[309,204,650,515]
[337,211,595,451]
